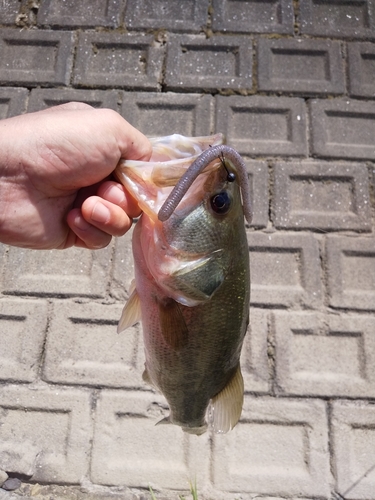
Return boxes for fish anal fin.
[117,287,142,333]
[158,299,188,351]
[208,365,244,434]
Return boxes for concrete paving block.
[212,396,331,496]
[257,38,345,95]
[0,28,74,86]
[2,245,112,298]
[165,35,252,92]
[124,0,208,32]
[43,301,144,388]
[120,91,213,136]
[0,0,19,24]
[241,308,269,393]
[73,32,163,90]
[27,88,119,112]
[332,400,375,498]
[38,0,122,28]
[310,98,375,160]
[245,160,269,228]
[216,95,307,157]
[248,231,322,309]
[91,391,210,488]
[211,0,294,34]
[274,311,375,398]
[0,87,28,118]
[300,0,375,39]
[273,161,371,232]
[0,385,92,483]
[348,42,375,98]
[326,235,375,312]
[0,298,48,383]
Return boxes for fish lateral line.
[158,145,252,224]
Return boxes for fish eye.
[210,191,231,215]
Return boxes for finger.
[97,181,142,219]
[66,208,112,249]
[80,196,133,237]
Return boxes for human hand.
[0,102,151,250]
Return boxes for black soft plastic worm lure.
[157,145,252,224]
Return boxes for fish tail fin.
[207,364,244,434]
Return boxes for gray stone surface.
[73,32,164,90]
[0,87,28,118]
[0,2,374,498]
[124,0,208,32]
[38,0,122,28]
[257,38,345,95]
[310,98,375,160]
[300,0,375,39]
[0,29,74,86]
[27,88,120,112]
[348,41,375,98]
[212,0,294,34]
[165,35,252,92]
[216,95,307,157]
[273,161,371,231]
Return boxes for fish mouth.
[114,134,224,219]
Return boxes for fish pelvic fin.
[158,298,189,350]
[208,364,244,434]
[117,285,142,333]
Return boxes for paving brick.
[300,0,375,39]
[165,35,252,92]
[0,87,28,118]
[332,400,375,498]
[0,299,48,383]
[241,308,269,393]
[212,0,294,34]
[0,28,74,86]
[273,161,371,232]
[91,391,210,488]
[73,32,163,90]
[0,385,92,483]
[27,88,119,112]
[43,301,144,388]
[248,232,322,308]
[326,235,375,312]
[310,98,375,160]
[274,312,375,398]
[348,41,375,98]
[120,91,213,136]
[124,0,208,32]
[0,0,20,24]
[212,396,331,496]
[258,38,345,96]
[216,96,307,157]
[38,0,122,28]
[245,160,269,228]
[2,245,112,298]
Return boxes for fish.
[114,134,252,435]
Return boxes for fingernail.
[73,214,90,231]
[91,202,111,224]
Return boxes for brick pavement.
[0,1,374,499]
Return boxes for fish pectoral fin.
[158,298,189,351]
[117,287,142,333]
[168,250,227,303]
[207,364,244,434]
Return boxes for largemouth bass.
[115,134,251,435]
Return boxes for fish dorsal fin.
[208,364,244,434]
[117,287,142,333]
[158,298,188,350]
